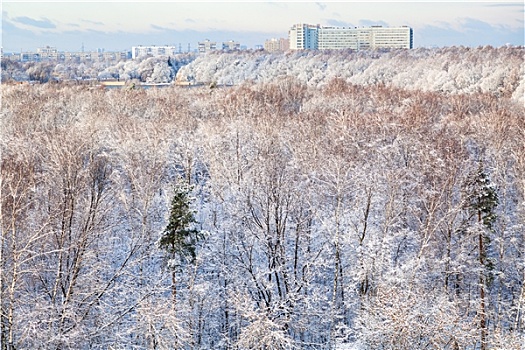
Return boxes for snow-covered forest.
[1,54,197,84]
[2,46,524,105]
[1,46,524,349]
[175,46,524,105]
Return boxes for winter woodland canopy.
[1,46,524,349]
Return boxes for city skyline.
[2,1,524,53]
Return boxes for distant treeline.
[2,46,524,104]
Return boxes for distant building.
[289,24,320,50]
[131,45,179,59]
[289,24,413,50]
[198,39,217,53]
[367,26,413,49]
[3,46,128,62]
[37,46,59,60]
[222,40,241,51]
[264,38,290,52]
[97,51,129,61]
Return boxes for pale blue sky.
[2,1,524,52]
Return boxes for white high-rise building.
[289,24,413,50]
[288,24,320,50]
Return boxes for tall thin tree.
[463,161,498,350]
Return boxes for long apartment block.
[289,24,413,50]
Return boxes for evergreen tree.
[462,161,499,350]
[159,183,202,306]
[463,161,499,281]
[464,161,499,230]
[159,184,201,264]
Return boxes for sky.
[1,1,524,53]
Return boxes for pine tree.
[463,161,498,350]
[159,183,202,306]
[464,162,498,230]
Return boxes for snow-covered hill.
[176,46,524,104]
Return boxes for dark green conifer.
[462,160,499,350]
[159,184,201,266]
[463,161,499,230]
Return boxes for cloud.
[358,19,389,27]
[485,3,524,7]
[461,17,498,32]
[151,24,168,31]
[1,19,46,51]
[81,19,104,26]
[266,2,288,9]
[462,17,523,44]
[417,18,524,47]
[13,16,56,29]
[325,19,354,27]
[316,2,327,11]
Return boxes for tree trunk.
[478,210,487,350]
[171,270,177,311]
